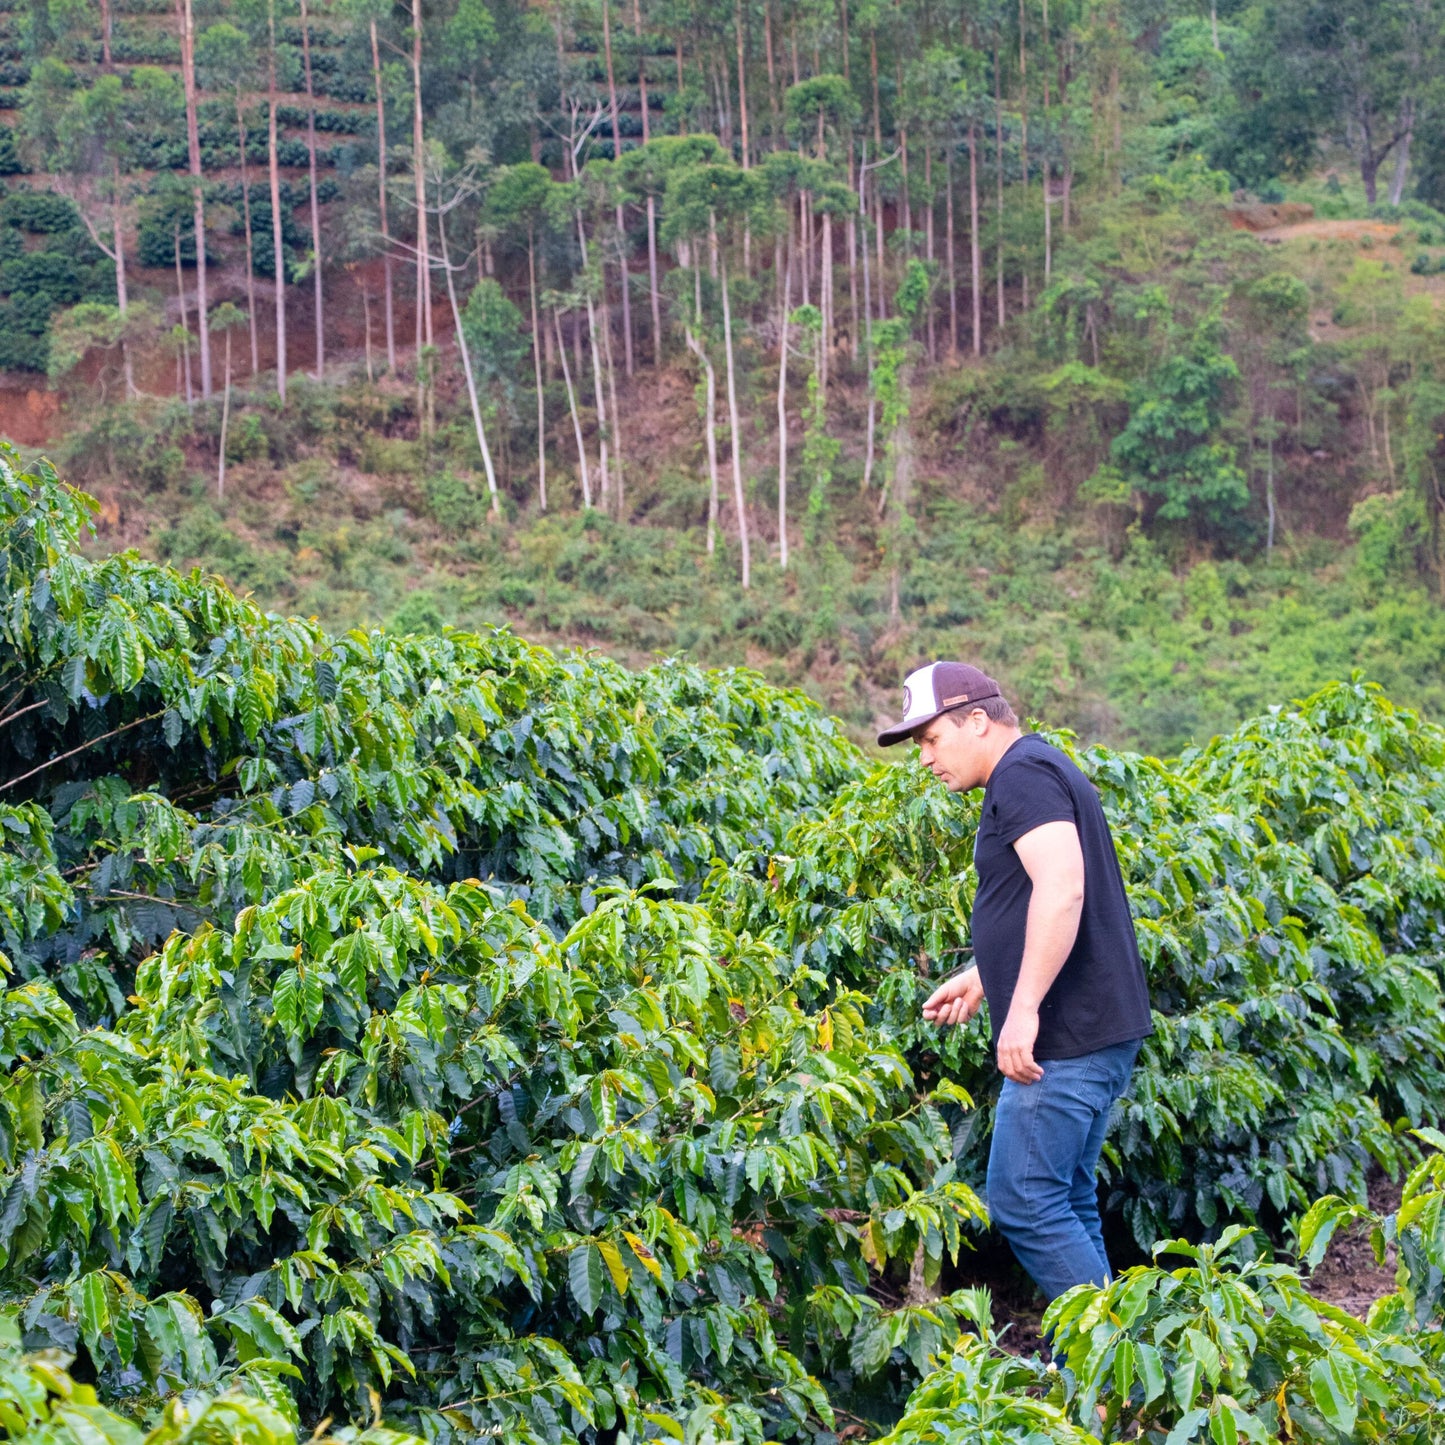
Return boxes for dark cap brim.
[877,691,1003,747]
[877,711,941,747]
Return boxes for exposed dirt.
[1253,217,1401,245]
[973,1169,1404,1360]
[1304,1170,1402,1318]
[1226,201,1318,232]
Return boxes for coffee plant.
[3,450,1445,1441]
[883,1133,1445,1443]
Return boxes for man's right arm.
[923,964,984,1027]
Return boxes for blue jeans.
[985,1037,1140,1303]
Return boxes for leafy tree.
[1110,306,1250,540]
[1223,0,1444,203]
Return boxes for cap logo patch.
[943,692,970,706]
[901,684,914,716]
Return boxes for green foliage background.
[3,455,1445,1441]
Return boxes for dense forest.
[0,0,1439,749]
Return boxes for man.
[878,661,1152,1302]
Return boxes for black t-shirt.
[970,734,1153,1060]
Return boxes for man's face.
[915,710,988,792]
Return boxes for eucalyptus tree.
[266,0,291,401]
[638,133,729,549]
[195,22,262,375]
[486,163,559,510]
[618,136,702,376]
[176,0,210,397]
[576,159,628,512]
[332,0,402,374]
[783,74,858,377]
[545,284,594,508]
[297,0,326,379]
[663,157,771,586]
[424,146,503,513]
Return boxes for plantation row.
[1,455,1445,1441]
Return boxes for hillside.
[51,187,1445,755]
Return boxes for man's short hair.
[946,694,1018,728]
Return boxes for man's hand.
[996,1006,1044,1084]
[922,965,984,1027]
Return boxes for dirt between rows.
[978,1169,1403,1359]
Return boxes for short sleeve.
[989,757,1076,846]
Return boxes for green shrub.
[357,433,423,477]
[0,190,79,233]
[1349,490,1425,585]
[422,467,486,530]
[884,1171,1445,1445]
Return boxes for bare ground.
[980,1169,1404,1359]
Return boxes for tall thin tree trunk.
[1041,0,1052,283]
[632,0,662,368]
[174,220,193,405]
[180,0,210,397]
[437,203,501,513]
[995,40,1005,335]
[1018,0,1029,312]
[600,0,634,375]
[362,277,374,380]
[99,0,112,68]
[860,149,877,491]
[96,173,136,397]
[719,248,750,588]
[235,99,259,375]
[764,0,780,146]
[686,266,720,554]
[870,26,885,314]
[600,277,625,515]
[371,18,396,373]
[528,228,547,510]
[777,245,792,569]
[1265,428,1275,552]
[412,0,432,393]
[300,0,324,379]
[217,328,232,496]
[898,126,911,249]
[847,143,859,358]
[268,0,286,404]
[969,117,982,355]
[576,213,611,501]
[945,144,957,358]
[1389,99,1415,207]
[820,209,833,389]
[735,0,751,165]
[924,137,936,360]
[1059,28,1073,230]
[553,307,591,508]
[675,36,686,134]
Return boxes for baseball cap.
[877,661,1003,747]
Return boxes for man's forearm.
[1010,889,1084,1012]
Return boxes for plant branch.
[0,711,163,793]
